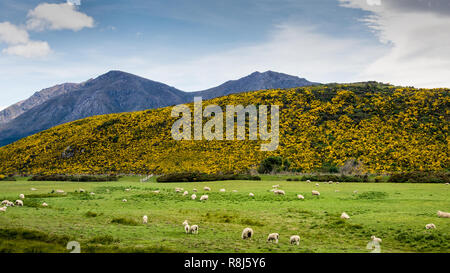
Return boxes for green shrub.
[388,172,449,183]
[300,174,368,182]
[29,175,119,182]
[157,172,261,183]
[110,217,139,226]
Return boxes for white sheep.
[143,215,148,224]
[232,190,238,193]
[445,183,449,185]
[335,190,340,192]
[371,236,382,243]
[184,224,190,234]
[15,200,23,206]
[30,188,37,191]
[328,181,333,184]
[341,212,350,219]
[79,189,85,193]
[249,193,255,197]
[290,235,300,245]
[183,191,189,196]
[241,227,254,239]
[153,190,160,194]
[353,190,358,194]
[1,200,9,205]
[42,202,48,207]
[425,223,436,229]
[19,194,25,199]
[182,220,189,226]
[437,210,450,218]
[315,183,319,186]
[297,194,304,200]
[90,192,95,196]
[272,185,280,188]
[312,190,320,196]
[125,188,131,192]
[193,188,198,192]
[189,225,199,234]
[191,194,197,200]
[0,206,6,212]
[306,180,311,183]
[274,189,285,195]
[220,189,226,192]
[5,201,14,207]
[336,182,340,184]
[56,189,65,194]
[267,233,279,243]
[203,187,211,191]
[175,188,182,193]
[122,199,127,202]
[200,195,209,201]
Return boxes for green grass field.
[0,176,449,253]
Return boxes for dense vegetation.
[28,175,119,182]
[156,172,261,183]
[0,83,448,175]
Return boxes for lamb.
[182,220,189,226]
[125,188,131,192]
[79,189,85,193]
[341,212,350,219]
[153,190,160,194]
[5,201,14,207]
[90,192,95,196]
[122,199,127,202]
[371,236,382,243]
[200,195,209,201]
[220,189,226,192]
[437,210,450,218]
[189,225,199,234]
[15,200,23,206]
[30,188,37,191]
[267,233,279,243]
[55,189,65,194]
[272,185,280,188]
[184,224,190,234]
[297,194,304,200]
[328,181,333,184]
[249,193,255,197]
[353,190,358,194]
[193,188,198,192]
[203,187,211,191]
[290,235,300,245]
[1,200,9,205]
[306,180,311,183]
[312,190,320,196]
[183,191,189,196]
[19,194,25,199]
[241,227,254,239]
[274,189,285,195]
[191,194,197,200]
[175,188,182,193]
[425,223,436,229]
[0,206,6,212]
[336,182,340,184]
[315,183,319,186]
[143,215,148,224]
[42,202,48,207]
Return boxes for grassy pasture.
[0,176,449,253]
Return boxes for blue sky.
[1,0,450,109]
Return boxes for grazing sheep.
[90,192,95,196]
[290,235,300,245]
[220,189,226,192]
[232,190,238,193]
[341,212,350,219]
[191,194,197,200]
[125,188,131,192]
[184,224,190,234]
[175,188,182,193]
[19,194,25,199]
[1,200,9,205]
[312,190,320,196]
[203,187,211,191]
[297,194,304,200]
[42,202,48,207]
[267,233,279,243]
[182,220,189,226]
[5,201,14,207]
[183,191,189,196]
[241,227,254,239]
[30,188,37,191]
[106,189,110,193]
[315,183,319,186]
[190,225,199,234]
[122,199,127,202]
[336,182,340,184]
[353,190,358,194]
[249,193,255,197]
[371,236,382,243]
[445,183,449,185]
[335,190,340,192]
[200,195,209,201]
[15,200,23,206]
[79,189,85,193]
[143,215,148,224]
[272,185,280,188]
[274,189,285,195]
[437,210,450,218]
[56,189,65,194]
[0,206,6,212]
[193,188,198,192]
[328,181,333,184]
[306,180,311,183]
[153,190,160,194]
[425,223,436,229]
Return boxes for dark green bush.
[388,172,449,183]
[157,172,261,183]
[300,174,368,182]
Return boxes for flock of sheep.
[1,181,449,249]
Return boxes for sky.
[1,0,450,110]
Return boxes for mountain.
[192,71,318,100]
[0,82,82,125]
[0,70,317,146]
[0,83,447,175]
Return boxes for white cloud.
[26,3,94,31]
[0,22,29,44]
[2,41,51,58]
[339,0,450,87]
[142,24,385,90]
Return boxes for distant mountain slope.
[0,83,447,175]
[192,71,318,100]
[0,83,82,125]
[0,70,317,146]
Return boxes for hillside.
[0,83,448,175]
[0,70,317,147]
